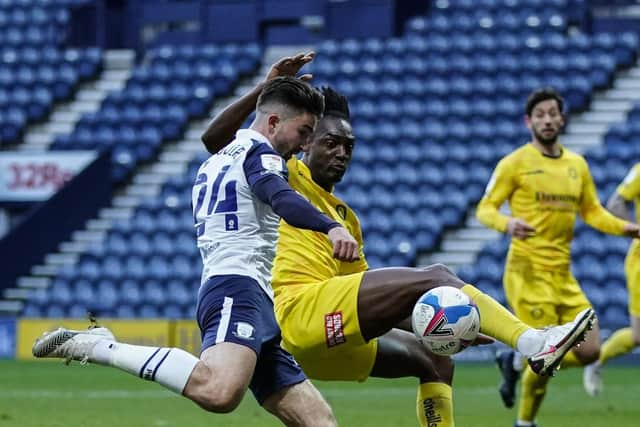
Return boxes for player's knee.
[423,263,464,288]
[195,383,244,413]
[425,354,454,385]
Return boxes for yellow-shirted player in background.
[477,87,640,427]
[583,162,640,397]
[203,57,597,427]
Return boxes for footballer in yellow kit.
[478,141,626,326]
[476,88,639,426]
[616,163,640,317]
[273,156,373,381]
[584,162,640,397]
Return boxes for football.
[411,286,481,356]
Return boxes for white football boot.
[583,361,603,397]
[32,326,115,365]
[527,308,596,376]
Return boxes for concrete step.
[421,252,476,266]
[577,111,626,123]
[600,89,640,102]
[565,122,611,134]
[76,90,106,103]
[133,173,170,185]
[17,277,51,289]
[86,218,113,231]
[452,228,501,241]
[159,150,195,163]
[614,78,640,90]
[441,239,486,252]
[104,50,136,69]
[126,184,160,197]
[23,133,53,145]
[70,101,102,114]
[59,241,89,253]
[590,98,634,111]
[30,265,60,276]
[150,162,187,175]
[0,300,22,315]
[98,207,134,220]
[101,69,131,81]
[71,230,106,243]
[3,288,31,300]
[44,253,78,266]
[561,133,602,146]
[111,195,141,208]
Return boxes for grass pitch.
[1,360,638,426]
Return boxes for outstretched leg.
[356,264,595,376]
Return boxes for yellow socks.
[461,284,530,349]
[600,327,634,364]
[517,366,550,423]
[417,382,454,427]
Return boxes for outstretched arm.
[201,52,315,154]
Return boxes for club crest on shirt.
[261,154,284,172]
[568,167,577,179]
[232,322,255,340]
[336,204,347,220]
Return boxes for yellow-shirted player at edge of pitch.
[583,162,640,397]
[476,87,640,427]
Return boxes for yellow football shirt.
[477,143,627,270]
[617,163,640,256]
[271,158,368,289]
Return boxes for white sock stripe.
[141,348,172,381]
[151,349,172,381]
[138,347,161,379]
[215,296,234,344]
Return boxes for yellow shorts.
[625,243,640,317]
[503,261,591,328]
[273,272,377,382]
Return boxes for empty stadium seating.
[16,0,640,324]
[51,43,261,182]
[0,0,102,145]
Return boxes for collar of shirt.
[290,158,335,194]
[236,128,274,150]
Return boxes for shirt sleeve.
[617,164,640,201]
[243,141,289,186]
[476,158,515,233]
[579,157,627,235]
[244,144,340,233]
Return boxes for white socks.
[91,341,199,395]
[515,329,544,357]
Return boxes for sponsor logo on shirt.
[324,312,346,347]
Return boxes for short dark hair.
[525,87,564,116]
[257,76,324,118]
[320,86,350,120]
